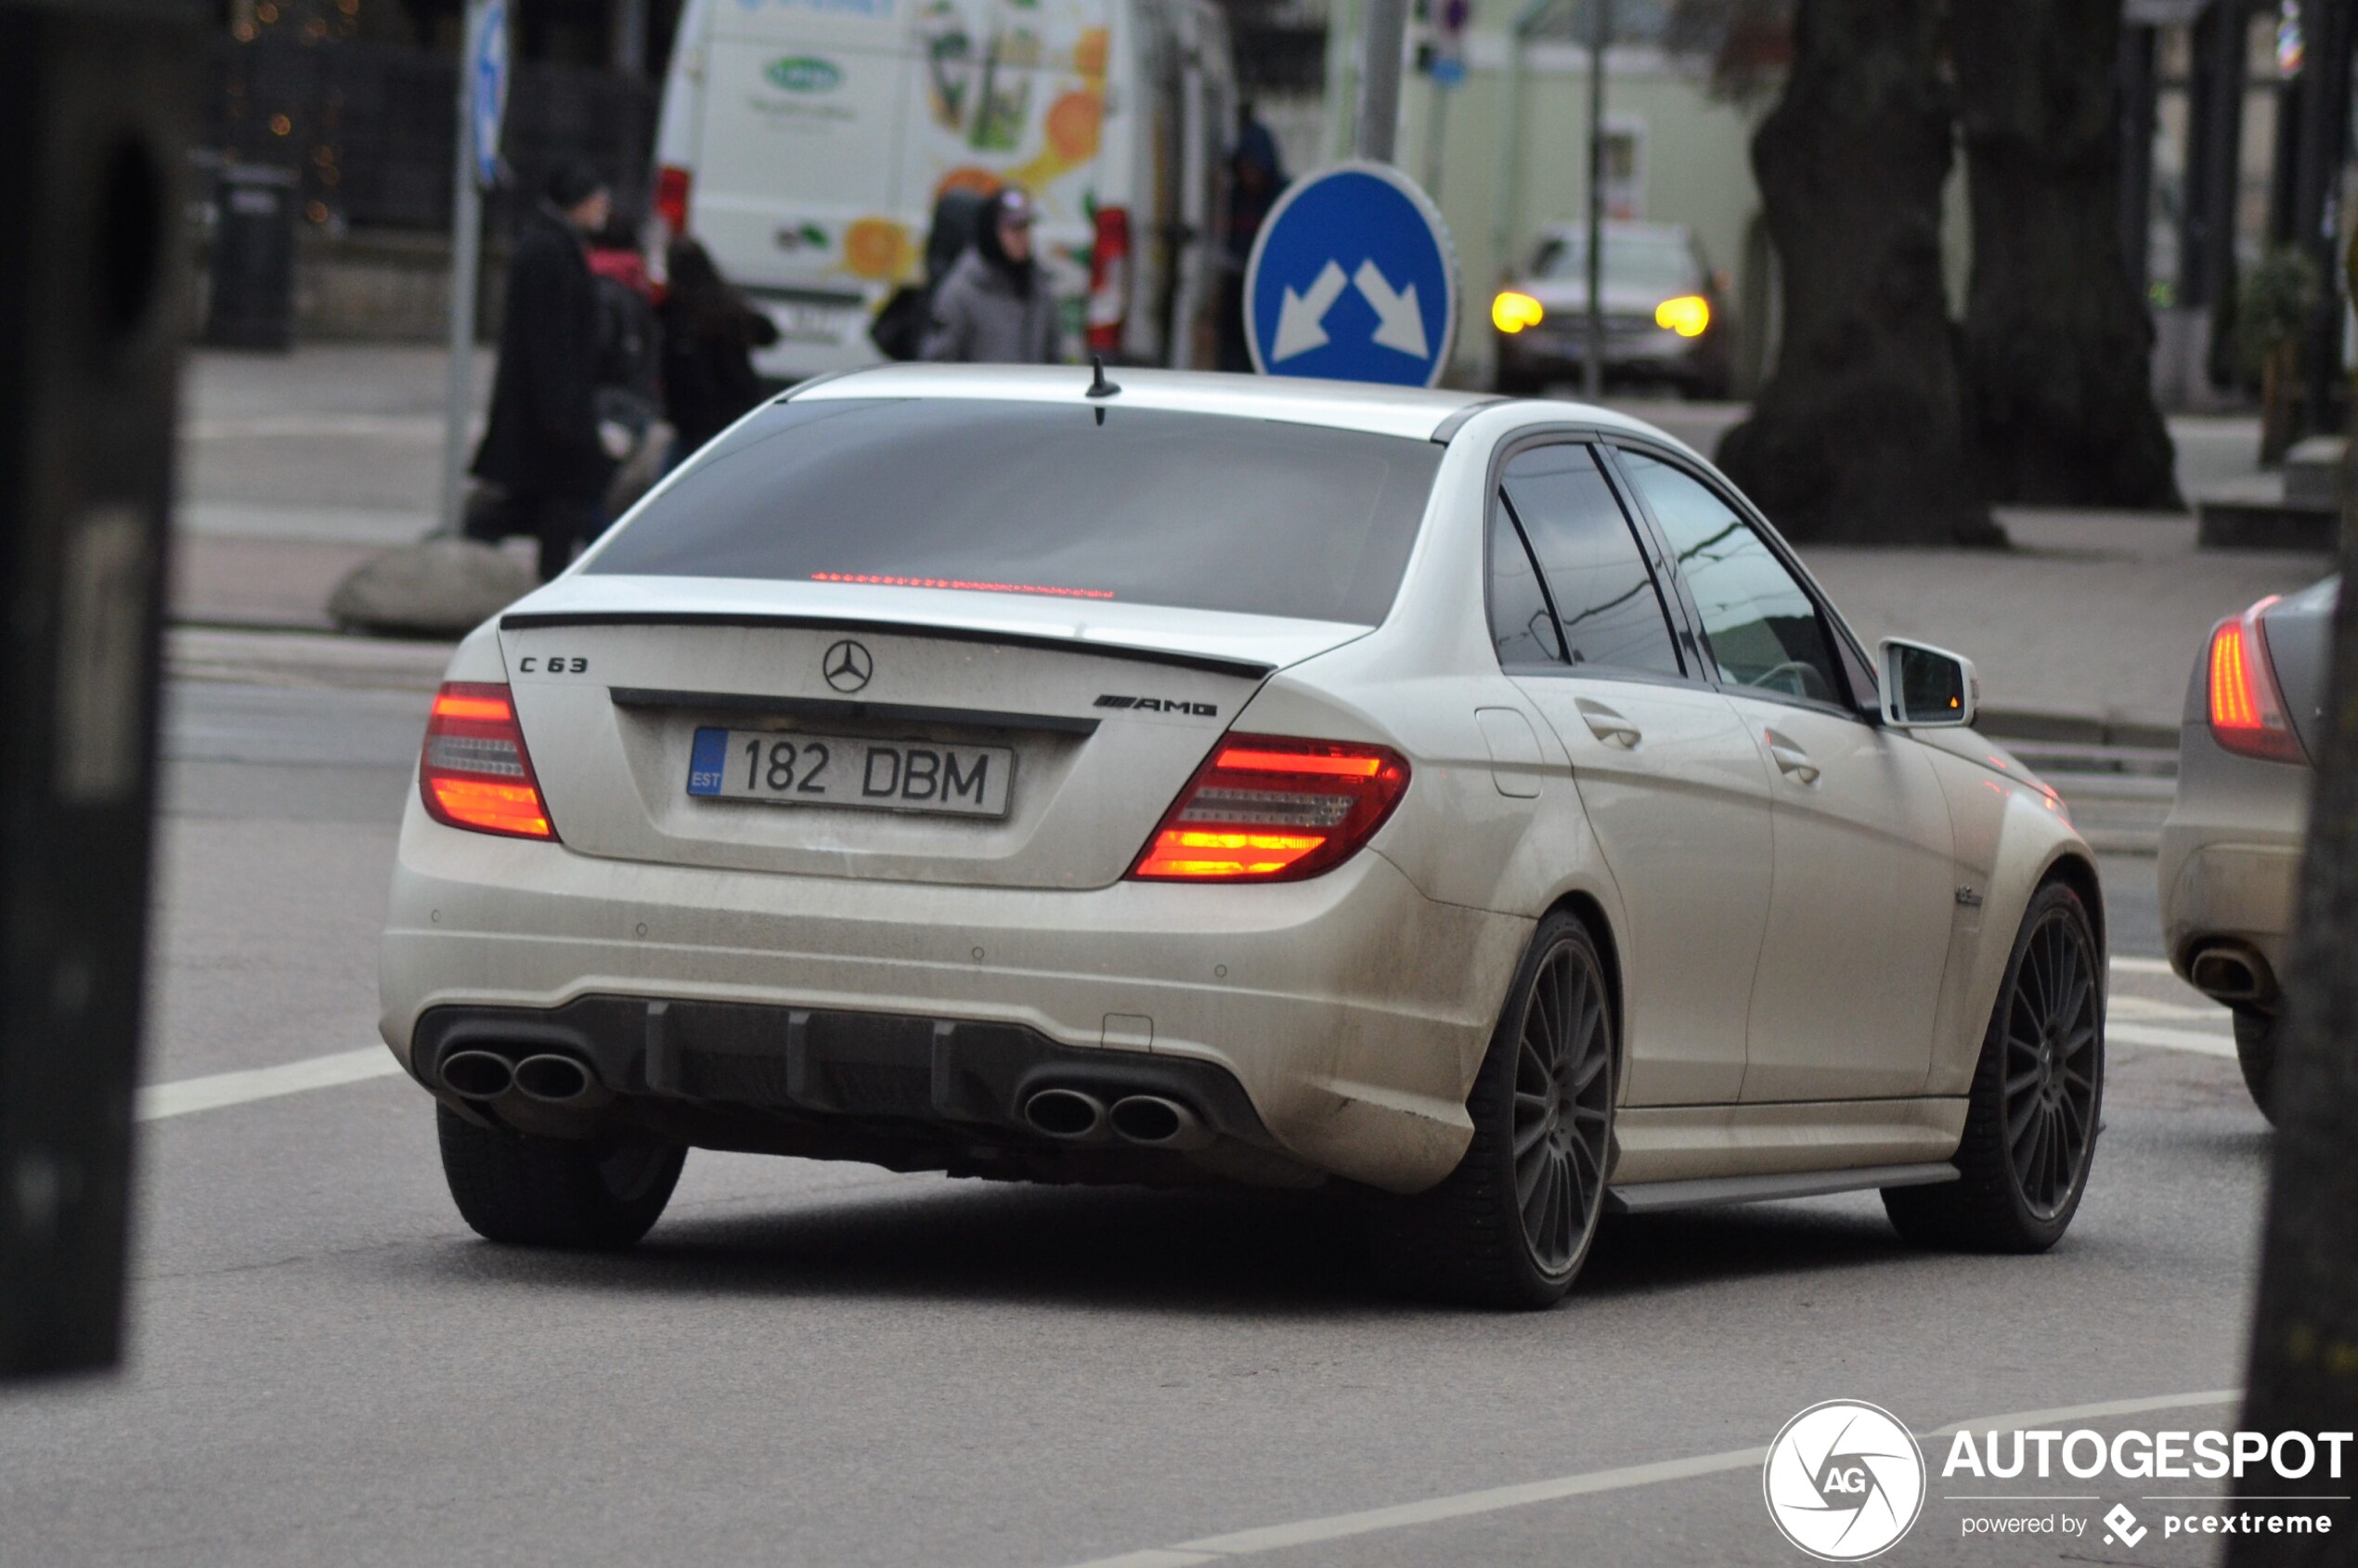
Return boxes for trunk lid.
[497,577,1368,889]
[2261,577,2340,764]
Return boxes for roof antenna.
[1085,356,1121,399]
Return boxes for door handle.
[1574,698,1641,748]
[1765,731,1820,784]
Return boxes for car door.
[1490,438,1775,1106]
[1613,446,1956,1102]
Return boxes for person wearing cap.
[921,186,1065,365]
[472,158,617,579]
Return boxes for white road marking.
[2108,1021,2236,1058]
[2110,956,2177,976]
[2110,995,2227,1022]
[136,1048,404,1122]
[1056,1390,2244,1567]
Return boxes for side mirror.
[1879,639,1978,728]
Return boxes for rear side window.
[589,398,1446,626]
[1619,450,1846,706]
[1496,444,1681,677]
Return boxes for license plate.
[687,727,1014,818]
[768,301,860,344]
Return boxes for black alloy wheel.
[1511,935,1616,1274]
[1369,911,1617,1308]
[1885,881,2104,1251]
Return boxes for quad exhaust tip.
[1108,1095,1211,1150]
[1022,1087,1107,1140]
[513,1053,596,1104]
[1022,1087,1214,1149]
[440,1049,516,1100]
[440,1048,603,1104]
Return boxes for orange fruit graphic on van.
[1073,26,1108,77]
[841,216,913,280]
[1044,90,1103,163]
[935,166,1004,199]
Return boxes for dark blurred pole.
[2180,0,2249,313]
[2295,0,2354,428]
[2117,18,2157,302]
[1583,0,1608,399]
[2224,233,2358,1568]
[0,0,193,1379]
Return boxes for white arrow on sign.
[1272,260,1350,362]
[1354,260,1429,359]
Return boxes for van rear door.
[697,3,913,364]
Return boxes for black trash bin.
[204,163,298,350]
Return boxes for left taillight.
[1085,205,1131,356]
[1128,734,1410,883]
[420,681,559,840]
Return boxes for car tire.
[1884,881,2104,1252]
[437,1104,686,1250]
[1367,911,1617,1309]
[2233,1008,2278,1124]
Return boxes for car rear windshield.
[587,398,1447,626]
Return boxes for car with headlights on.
[2159,577,2339,1121]
[1490,220,1731,399]
[382,364,2105,1306]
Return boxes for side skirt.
[1606,1161,1958,1216]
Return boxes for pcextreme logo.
[764,55,843,92]
[1764,1400,1928,1561]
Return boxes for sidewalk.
[174,347,2334,740]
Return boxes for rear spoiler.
[497,610,1278,681]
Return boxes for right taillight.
[1128,735,1410,882]
[654,163,693,236]
[1085,205,1131,355]
[420,682,559,840]
[2207,596,2305,764]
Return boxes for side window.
[1488,494,1563,667]
[1618,450,1846,706]
[1499,444,1683,678]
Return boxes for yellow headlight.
[1655,295,1710,338]
[1492,292,1545,334]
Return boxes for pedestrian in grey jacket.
[922,187,1065,364]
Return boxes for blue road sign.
[470,0,511,190]
[1245,162,1458,388]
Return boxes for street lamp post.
[440,0,506,538]
[1355,0,1409,161]
[1584,0,1609,399]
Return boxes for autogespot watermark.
[1764,1402,2353,1559]
[1764,1401,1928,1561]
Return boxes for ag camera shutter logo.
[1763,1400,1927,1561]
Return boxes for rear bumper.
[380,797,1532,1191]
[2158,720,2310,991]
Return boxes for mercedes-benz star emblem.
[822,639,873,693]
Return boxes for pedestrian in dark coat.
[472,160,615,579]
[922,187,1064,365]
[1216,110,1287,371]
[658,238,781,460]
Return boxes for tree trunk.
[1716,0,1995,546]
[1950,1,2181,508]
[2225,250,2358,1568]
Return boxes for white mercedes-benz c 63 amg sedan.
[381,365,2106,1306]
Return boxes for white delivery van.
[653,0,1236,380]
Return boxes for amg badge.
[1095,694,1218,716]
